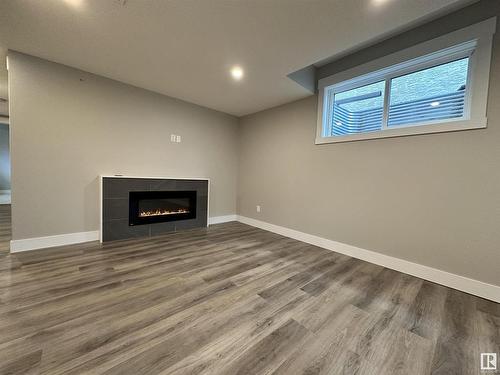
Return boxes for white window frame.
[316,17,496,144]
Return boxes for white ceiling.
[0,0,476,116]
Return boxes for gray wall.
[0,123,9,190]
[238,17,500,287]
[9,52,239,240]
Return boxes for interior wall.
[8,51,239,240]
[238,18,500,287]
[0,123,9,190]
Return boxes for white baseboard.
[237,215,500,303]
[10,231,99,253]
[10,215,238,253]
[209,215,238,225]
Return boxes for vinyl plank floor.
[0,209,498,374]
[0,204,11,254]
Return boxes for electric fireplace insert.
[129,190,197,226]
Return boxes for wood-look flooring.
[0,209,498,374]
[0,204,11,254]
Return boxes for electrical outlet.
[256,205,261,213]
[176,135,181,143]
[170,134,176,142]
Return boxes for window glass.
[330,81,385,136]
[388,58,469,127]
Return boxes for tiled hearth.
[101,176,208,242]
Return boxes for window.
[387,58,469,127]
[330,80,385,135]
[317,18,496,144]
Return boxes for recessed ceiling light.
[430,101,440,107]
[230,66,244,81]
[62,0,84,8]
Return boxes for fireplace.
[102,177,208,242]
[129,190,197,226]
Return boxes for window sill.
[315,117,487,144]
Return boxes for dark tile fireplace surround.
[101,177,208,242]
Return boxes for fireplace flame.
[139,208,190,217]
